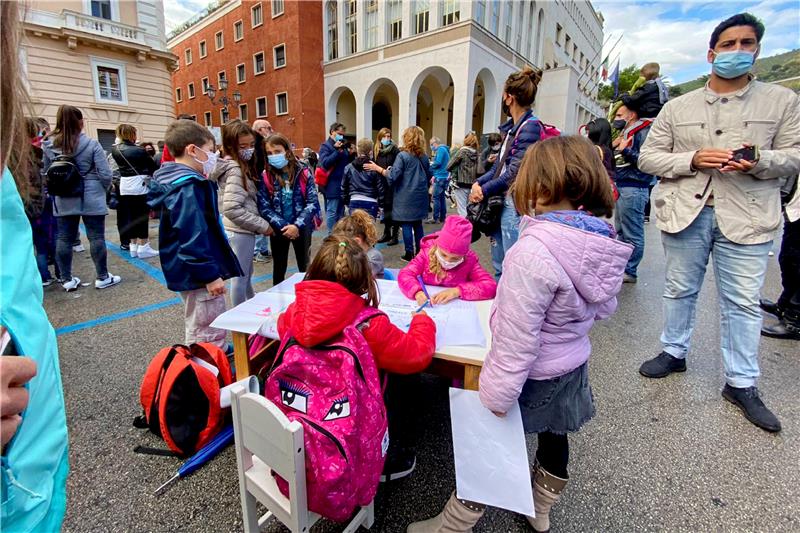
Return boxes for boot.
[526,462,568,533]
[407,492,485,533]
[378,224,393,244]
[388,225,400,246]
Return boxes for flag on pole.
[610,61,621,98]
[601,55,610,81]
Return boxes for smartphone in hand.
[730,145,759,163]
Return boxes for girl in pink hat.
[398,215,496,304]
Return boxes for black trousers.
[270,229,311,285]
[778,217,800,322]
[117,194,150,244]
[536,431,569,478]
[384,373,420,452]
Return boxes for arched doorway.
[409,67,455,145]
[474,68,499,137]
[329,87,356,135]
[365,78,399,141]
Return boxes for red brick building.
[168,0,325,151]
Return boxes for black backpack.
[46,142,90,198]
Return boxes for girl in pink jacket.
[398,215,496,305]
[408,137,632,533]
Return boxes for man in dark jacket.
[612,103,654,283]
[149,120,242,349]
[318,122,353,232]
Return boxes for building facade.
[168,0,325,151]
[323,0,605,146]
[23,0,176,148]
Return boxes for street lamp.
[206,79,242,122]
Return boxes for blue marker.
[417,275,433,307]
[414,300,431,313]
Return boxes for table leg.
[464,364,481,391]
[232,331,250,379]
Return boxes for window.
[414,0,430,35]
[275,92,288,115]
[251,3,263,28]
[387,0,402,42]
[364,1,379,50]
[556,24,563,46]
[489,1,500,34]
[442,0,459,27]
[256,96,267,117]
[199,40,207,58]
[91,0,112,20]
[346,0,357,54]
[215,31,224,50]
[234,20,244,41]
[188,82,195,98]
[504,1,512,44]
[326,1,338,60]
[236,63,246,83]
[218,70,226,86]
[565,34,571,56]
[185,48,192,64]
[221,108,230,124]
[175,87,182,102]
[201,77,210,94]
[90,57,127,105]
[204,111,212,126]
[253,51,265,74]
[271,0,284,17]
[475,0,486,27]
[273,44,286,68]
[239,104,248,122]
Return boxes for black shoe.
[388,238,400,246]
[380,449,416,482]
[639,351,687,378]
[400,252,414,262]
[120,244,130,251]
[759,298,783,318]
[761,319,800,340]
[378,234,392,244]
[721,384,781,432]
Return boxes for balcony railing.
[62,10,145,45]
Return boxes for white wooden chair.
[231,386,375,533]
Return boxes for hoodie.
[149,162,243,292]
[479,215,633,414]
[341,155,385,205]
[277,280,436,374]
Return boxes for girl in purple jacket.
[408,137,632,533]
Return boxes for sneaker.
[72,244,85,253]
[401,251,414,262]
[130,243,139,258]
[721,384,781,432]
[254,252,272,263]
[380,449,416,482]
[42,278,55,287]
[423,217,436,224]
[120,244,130,251]
[95,273,121,289]
[62,276,81,292]
[759,298,783,318]
[639,351,687,378]
[623,273,637,283]
[136,243,159,259]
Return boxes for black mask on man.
[612,119,627,131]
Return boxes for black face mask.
[612,119,627,131]
[501,99,510,117]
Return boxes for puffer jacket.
[479,215,632,414]
[42,133,112,216]
[447,146,478,188]
[111,141,157,177]
[476,109,542,197]
[398,232,496,301]
[221,159,271,236]
[257,164,321,233]
[209,157,232,214]
[342,156,385,205]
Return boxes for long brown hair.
[264,133,299,188]
[401,126,426,157]
[2,0,30,197]
[333,209,378,246]
[374,127,392,155]
[222,119,257,190]
[51,105,84,154]
[505,66,543,108]
[514,136,615,218]
[304,235,379,307]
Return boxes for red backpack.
[137,343,233,456]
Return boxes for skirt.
[518,362,595,435]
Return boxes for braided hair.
[304,235,380,307]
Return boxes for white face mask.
[436,249,464,270]
[193,147,218,176]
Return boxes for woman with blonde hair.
[446,131,479,217]
[366,126,432,261]
[373,127,400,244]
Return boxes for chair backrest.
[231,387,309,531]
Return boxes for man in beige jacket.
[637,13,800,433]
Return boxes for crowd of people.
[2,4,799,532]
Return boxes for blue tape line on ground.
[78,223,167,286]
[55,298,181,336]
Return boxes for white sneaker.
[62,276,81,292]
[130,243,139,258]
[95,273,121,289]
[73,244,85,252]
[136,242,158,259]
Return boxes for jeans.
[270,229,312,285]
[227,231,256,307]
[454,187,470,217]
[432,178,448,221]
[401,220,424,254]
[489,194,521,280]
[254,234,270,255]
[660,207,771,388]
[615,186,649,278]
[348,199,379,219]
[31,198,58,281]
[324,196,345,234]
[56,215,108,280]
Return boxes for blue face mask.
[268,153,288,169]
[381,138,392,146]
[711,50,755,79]
[334,134,344,142]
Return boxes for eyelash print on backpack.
[278,379,310,413]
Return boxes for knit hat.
[436,215,473,256]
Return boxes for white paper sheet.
[270,272,306,295]
[210,291,295,335]
[449,388,534,517]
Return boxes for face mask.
[492,143,501,151]
[381,138,392,146]
[239,148,255,161]
[711,50,756,79]
[193,148,218,176]
[501,98,511,117]
[612,119,627,131]
[268,153,288,169]
[436,249,464,271]
[334,133,344,142]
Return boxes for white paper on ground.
[220,376,260,408]
[449,388,534,517]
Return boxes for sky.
[165,0,800,84]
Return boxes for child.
[149,120,243,350]
[258,133,321,285]
[341,138,384,219]
[398,215,496,304]
[621,62,669,119]
[278,235,436,481]
[333,209,384,279]
[407,137,632,533]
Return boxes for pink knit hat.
[436,216,473,256]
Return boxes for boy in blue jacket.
[149,120,243,349]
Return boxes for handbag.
[467,194,504,239]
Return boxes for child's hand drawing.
[432,287,461,305]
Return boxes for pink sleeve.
[397,252,428,299]
[457,254,498,300]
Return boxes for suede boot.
[407,492,485,533]
[526,462,568,533]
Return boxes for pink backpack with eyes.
[264,308,389,522]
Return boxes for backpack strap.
[353,308,385,330]
[626,120,653,139]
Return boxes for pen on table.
[416,275,433,307]
[414,300,431,313]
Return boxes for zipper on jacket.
[301,417,347,462]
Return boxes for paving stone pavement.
[45,206,799,533]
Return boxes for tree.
[669,85,683,97]
[596,64,642,102]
